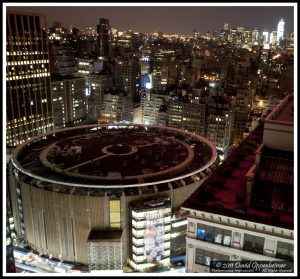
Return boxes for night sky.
[6,4,295,35]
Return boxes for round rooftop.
[12,124,217,189]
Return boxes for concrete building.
[141,92,168,125]
[99,91,133,123]
[51,75,87,128]
[77,58,94,76]
[167,99,206,135]
[9,124,218,271]
[207,113,234,154]
[85,74,113,121]
[49,45,77,75]
[232,90,252,146]
[119,58,141,102]
[181,95,294,273]
[6,11,53,146]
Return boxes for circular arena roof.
[11,124,217,189]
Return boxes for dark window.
[276,241,293,261]
[29,16,34,31]
[9,14,16,35]
[16,15,23,35]
[243,233,265,254]
[35,16,40,31]
[195,248,229,266]
[23,15,28,32]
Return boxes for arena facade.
[9,124,218,271]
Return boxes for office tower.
[277,19,285,42]
[6,11,53,146]
[51,76,87,128]
[97,18,111,57]
[182,95,294,273]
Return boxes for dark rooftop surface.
[181,123,294,230]
[13,124,217,190]
[266,95,294,124]
[87,230,122,242]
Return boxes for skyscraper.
[97,18,111,57]
[277,19,285,41]
[262,31,269,44]
[6,11,53,146]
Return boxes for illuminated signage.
[144,209,165,263]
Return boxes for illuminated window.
[109,199,121,228]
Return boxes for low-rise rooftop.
[181,122,294,230]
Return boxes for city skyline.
[5,3,295,35]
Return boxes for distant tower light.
[277,19,285,41]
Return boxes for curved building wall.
[11,178,207,265]
[9,124,217,267]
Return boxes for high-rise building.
[167,99,206,135]
[49,44,77,75]
[262,31,269,44]
[85,74,113,121]
[251,28,259,45]
[51,76,87,128]
[6,11,53,146]
[207,113,233,154]
[119,58,141,102]
[97,18,111,57]
[277,19,285,42]
[100,91,133,123]
[141,92,168,125]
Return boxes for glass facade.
[196,223,232,246]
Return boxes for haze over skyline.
[6,4,295,36]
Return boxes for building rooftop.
[266,95,294,124]
[12,124,217,195]
[181,122,294,230]
[130,196,171,210]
